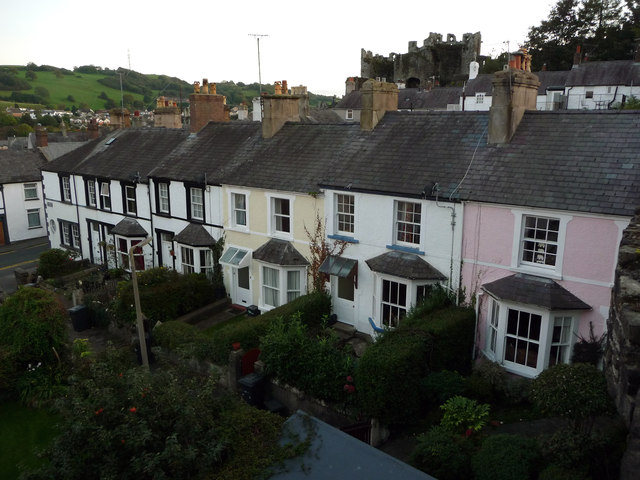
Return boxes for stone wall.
[361,32,481,87]
[605,207,640,480]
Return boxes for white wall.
[1,181,46,242]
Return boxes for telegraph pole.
[248,34,268,94]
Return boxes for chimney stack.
[189,77,229,133]
[573,45,582,68]
[35,125,48,147]
[488,69,540,144]
[360,79,398,131]
[88,119,100,139]
[261,81,309,138]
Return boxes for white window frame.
[372,274,436,329]
[181,246,195,274]
[125,185,137,215]
[100,181,111,210]
[230,191,249,230]
[336,193,355,235]
[267,194,294,238]
[87,180,97,207]
[158,182,170,214]
[190,187,204,221]
[346,109,354,120]
[483,296,579,378]
[27,208,41,228]
[511,210,570,279]
[394,200,422,247]
[116,237,145,271]
[62,176,71,202]
[259,263,306,310]
[380,278,408,328]
[60,220,80,249]
[24,183,38,201]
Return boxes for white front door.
[160,233,174,269]
[332,275,355,326]
[233,266,252,306]
[90,222,103,264]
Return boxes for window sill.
[28,226,43,230]
[511,265,563,281]
[386,244,424,255]
[328,234,359,243]
[25,198,40,202]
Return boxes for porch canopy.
[482,273,591,310]
[219,246,251,268]
[253,238,309,266]
[365,250,446,281]
[173,223,217,247]
[319,255,358,287]
[110,217,147,237]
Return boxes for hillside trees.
[526,0,639,70]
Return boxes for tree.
[526,0,631,70]
[25,70,37,81]
[34,86,50,100]
[304,212,349,292]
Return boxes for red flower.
[346,375,353,383]
[465,429,473,437]
[129,407,137,413]
[121,439,126,444]
[344,384,350,391]
[119,373,123,377]
[95,408,104,415]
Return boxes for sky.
[2,0,555,97]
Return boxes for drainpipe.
[71,175,82,255]
[607,86,619,109]
[473,290,483,360]
[146,177,155,268]
[433,183,458,301]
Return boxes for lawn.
[0,402,59,479]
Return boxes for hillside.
[0,64,335,112]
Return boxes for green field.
[0,65,334,112]
[0,402,60,479]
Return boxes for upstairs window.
[190,187,204,221]
[346,109,354,120]
[100,181,111,210]
[395,201,421,246]
[272,197,291,234]
[476,93,485,104]
[158,182,170,214]
[86,180,97,207]
[125,185,137,215]
[521,215,559,268]
[232,193,247,227]
[61,176,71,202]
[24,183,38,200]
[336,194,355,235]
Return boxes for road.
[0,237,50,295]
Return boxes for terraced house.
[41,68,640,377]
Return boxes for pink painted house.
[458,68,639,377]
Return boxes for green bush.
[260,314,355,403]
[472,434,540,480]
[37,248,84,279]
[440,396,490,434]
[0,288,68,403]
[355,331,429,425]
[530,363,612,432]
[409,425,472,480]
[205,292,331,364]
[153,321,210,359]
[355,305,475,425]
[465,360,508,403]
[422,370,466,404]
[111,268,217,326]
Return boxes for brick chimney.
[487,68,540,144]
[261,81,309,139]
[189,77,229,133]
[35,125,48,147]
[573,45,582,68]
[360,79,398,131]
[109,108,131,129]
[88,118,100,139]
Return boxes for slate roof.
[110,218,148,237]
[365,251,446,280]
[222,123,362,192]
[0,149,46,183]
[252,238,309,266]
[335,88,462,111]
[173,223,216,247]
[271,411,435,480]
[482,273,591,310]
[566,60,640,87]
[463,74,494,96]
[43,128,190,182]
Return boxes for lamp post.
[129,236,153,369]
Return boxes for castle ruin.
[361,32,481,87]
